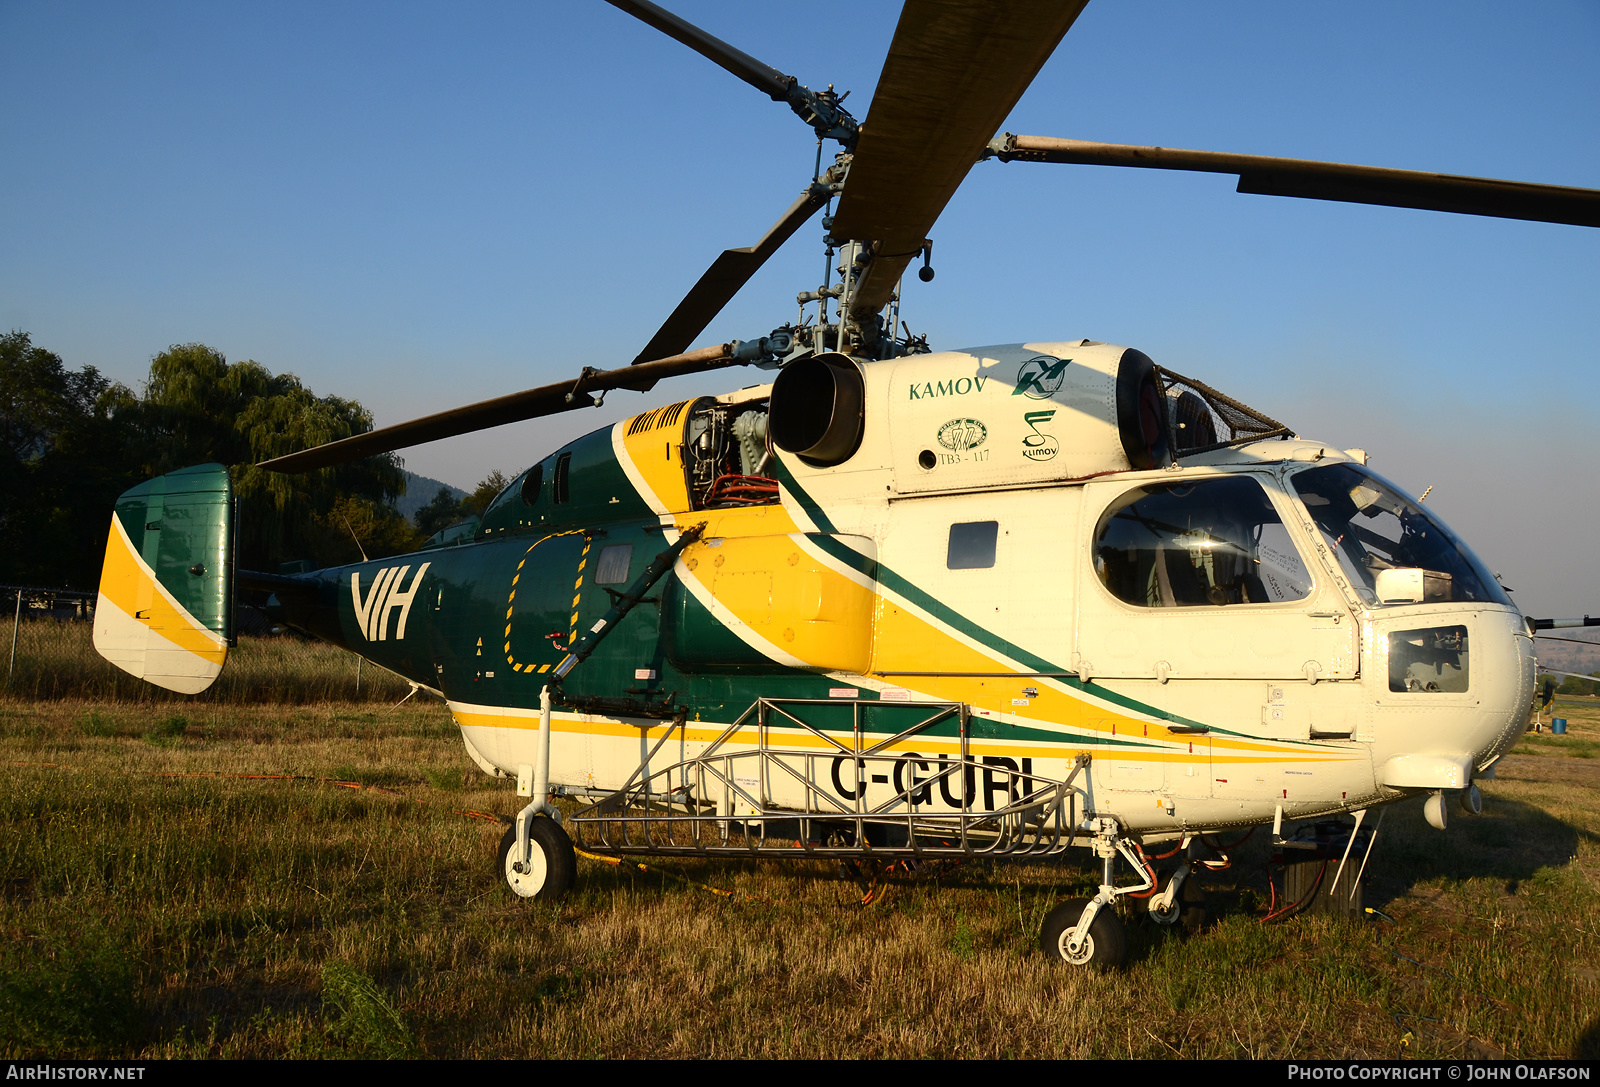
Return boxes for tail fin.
[92,463,234,694]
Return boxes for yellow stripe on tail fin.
[92,463,232,694]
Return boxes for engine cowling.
[873,340,1173,494]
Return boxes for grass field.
[2,624,1598,1059]
[2,619,413,703]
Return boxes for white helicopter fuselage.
[448,340,1534,840]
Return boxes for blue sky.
[3,1,1597,617]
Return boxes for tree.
[0,333,415,584]
[462,470,510,517]
[139,344,408,571]
[1555,672,1593,697]
[310,494,426,567]
[414,487,468,538]
[0,332,142,587]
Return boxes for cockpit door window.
[1094,476,1313,608]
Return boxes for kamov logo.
[350,562,431,641]
[1012,355,1070,399]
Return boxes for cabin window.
[594,544,633,586]
[1388,625,1469,693]
[1094,477,1312,607]
[520,463,543,504]
[947,521,998,570]
[553,453,572,504]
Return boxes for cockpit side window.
[553,452,571,505]
[1094,477,1313,607]
[520,463,544,505]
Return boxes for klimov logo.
[937,418,988,451]
[1012,355,1071,399]
[1022,410,1058,461]
[350,562,431,642]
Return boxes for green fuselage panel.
[268,517,916,728]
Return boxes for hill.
[1533,634,1600,678]
[395,471,467,522]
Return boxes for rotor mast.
[604,0,940,364]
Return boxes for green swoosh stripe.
[776,458,1212,731]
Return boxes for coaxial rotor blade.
[627,185,832,369]
[258,343,747,474]
[605,0,792,100]
[989,135,1600,228]
[604,0,857,144]
[830,0,1091,319]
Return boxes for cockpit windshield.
[1290,464,1507,607]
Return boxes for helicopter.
[88,0,1599,967]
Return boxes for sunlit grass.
[1,671,1597,1057]
[0,699,1595,1058]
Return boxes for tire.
[1149,876,1207,933]
[1039,897,1127,968]
[497,817,576,900]
[1149,895,1180,925]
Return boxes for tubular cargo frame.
[566,696,1092,860]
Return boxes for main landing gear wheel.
[498,817,576,900]
[1040,898,1127,968]
[1149,878,1207,933]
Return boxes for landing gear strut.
[1146,841,1207,932]
[498,682,575,900]
[1039,819,1150,968]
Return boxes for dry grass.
[2,619,411,703]
[1,679,1597,1058]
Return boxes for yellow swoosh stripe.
[97,516,226,662]
[448,703,1355,769]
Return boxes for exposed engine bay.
[684,396,776,509]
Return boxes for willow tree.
[2,336,419,583]
[134,345,416,569]
[140,344,415,570]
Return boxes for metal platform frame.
[565,696,1092,860]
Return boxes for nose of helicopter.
[1472,609,1538,766]
[1370,606,1534,791]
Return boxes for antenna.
[341,513,369,563]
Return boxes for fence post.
[6,590,20,690]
